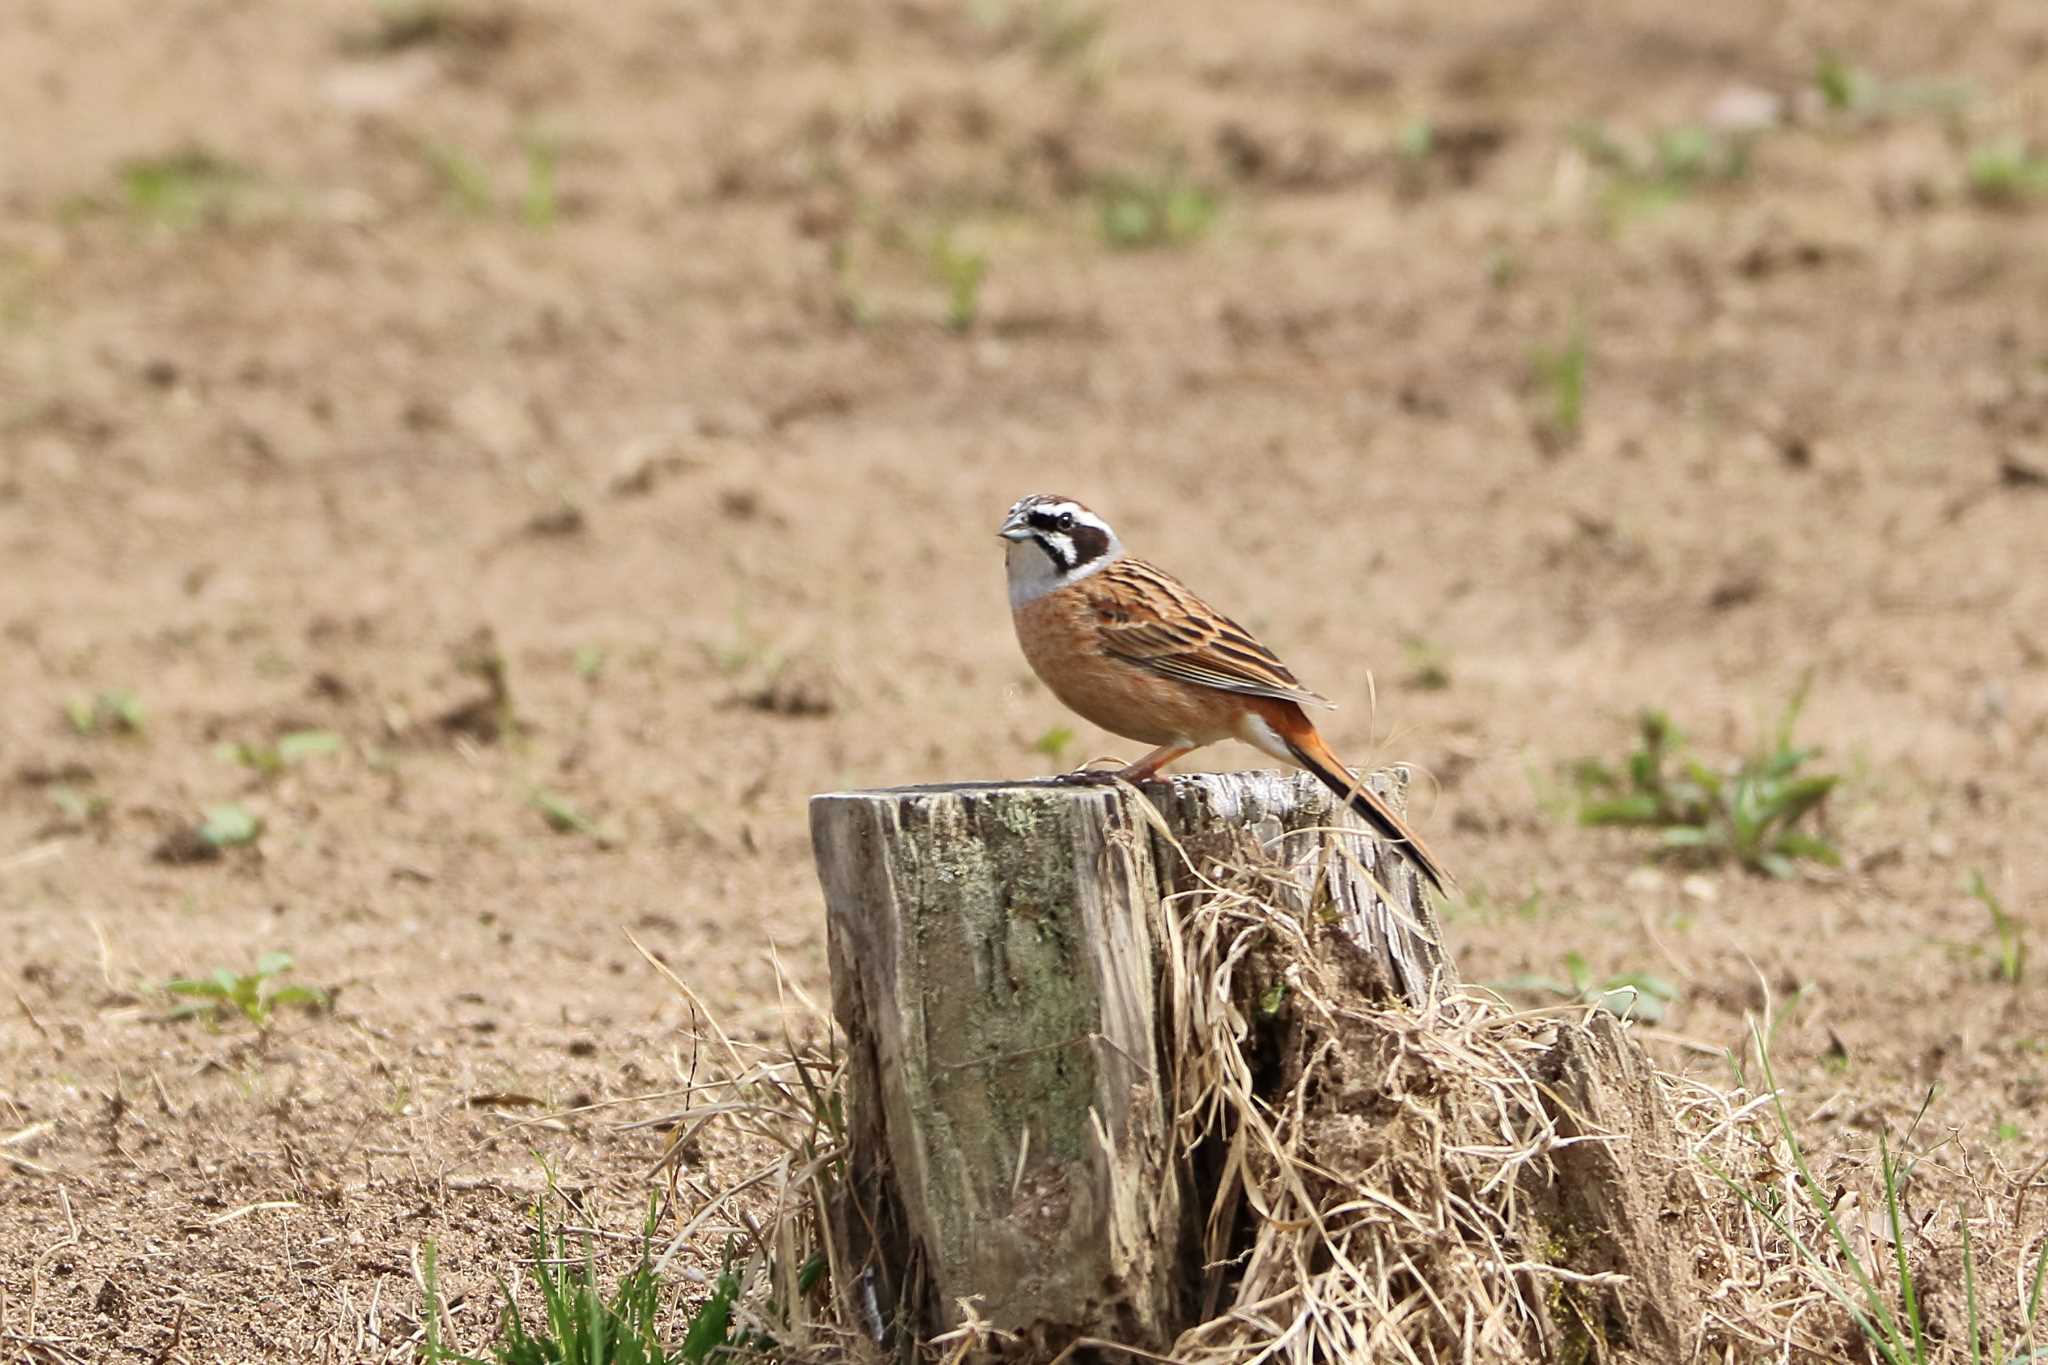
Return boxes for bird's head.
[999,494,1122,603]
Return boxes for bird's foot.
[1052,767,1123,787]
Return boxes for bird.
[999,492,1452,894]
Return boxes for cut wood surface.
[811,768,1450,1353]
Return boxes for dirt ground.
[4,0,2046,1358]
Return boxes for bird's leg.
[1113,743,1195,783]
[1052,743,1194,786]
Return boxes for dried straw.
[648,818,2048,1364]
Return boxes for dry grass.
[627,935,861,1363]
[1677,1041,2048,1364]
[1162,902,1607,1359]
[643,821,2048,1365]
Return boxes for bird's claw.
[1052,768,1124,787]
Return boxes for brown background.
[2,0,2045,1356]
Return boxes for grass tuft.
[218,729,342,776]
[1967,136,2048,205]
[423,1202,748,1364]
[1690,1021,2048,1363]
[520,130,561,228]
[1401,636,1453,690]
[1572,678,1841,876]
[115,148,260,230]
[1495,950,1679,1022]
[1966,869,2026,984]
[65,689,145,736]
[152,800,265,864]
[426,143,497,216]
[1029,725,1076,766]
[928,228,989,332]
[1812,53,1975,123]
[1815,52,1876,114]
[1095,168,1219,249]
[1707,1032,1957,1365]
[531,790,618,847]
[1529,318,1588,448]
[417,127,565,226]
[199,801,264,848]
[164,951,328,1029]
[1572,122,1755,223]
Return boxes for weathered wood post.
[811,769,1450,1357]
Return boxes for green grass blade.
[265,984,328,1008]
[1756,851,1797,879]
[1772,832,1842,866]
[1963,1217,1982,1365]
[1699,1157,1904,1365]
[1578,794,1663,826]
[1770,773,1839,822]
[1773,669,1815,747]
[2027,1227,2048,1330]
[1751,1027,1912,1356]
[1878,1132,1927,1360]
[586,1246,605,1365]
[680,1269,737,1362]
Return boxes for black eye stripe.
[1015,500,1111,577]
[1033,531,1075,571]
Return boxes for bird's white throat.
[1006,535,1121,607]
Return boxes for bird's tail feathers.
[1280,726,1453,895]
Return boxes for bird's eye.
[1055,512,1075,530]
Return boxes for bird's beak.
[998,511,1033,541]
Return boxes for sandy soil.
[3,0,2046,1358]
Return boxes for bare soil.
[3,0,2046,1358]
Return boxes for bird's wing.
[1081,558,1334,708]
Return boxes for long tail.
[1269,713,1453,895]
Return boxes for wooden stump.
[810,769,1450,1355]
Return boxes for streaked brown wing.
[1082,558,1333,708]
